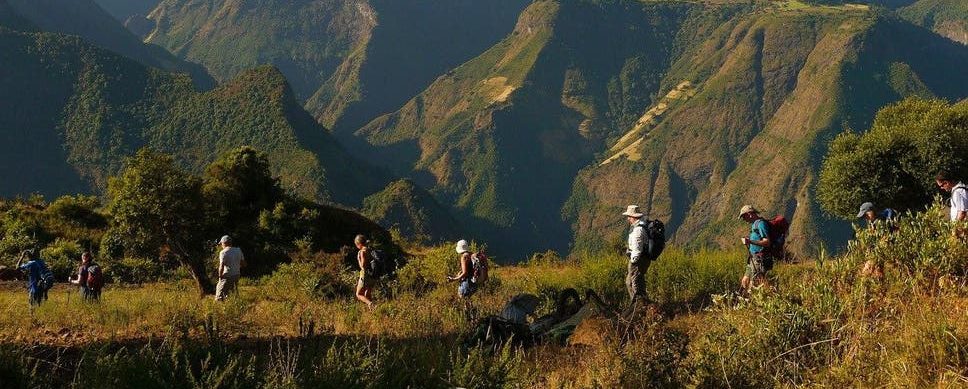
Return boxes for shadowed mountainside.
[144,0,530,134]
[4,0,212,87]
[362,179,463,244]
[0,23,386,204]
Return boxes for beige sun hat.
[622,205,644,218]
[455,239,470,254]
[738,205,758,219]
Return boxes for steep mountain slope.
[3,0,211,87]
[0,25,385,204]
[358,0,744,256]
[898,0,967,44]
[357,0,968,257]
[145,0,530,132]
[93,0,161,22]
[362,179,463,243]
[567,7,968,255]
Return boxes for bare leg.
[356,280,374,307]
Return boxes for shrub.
[839,202,968,286]
[103,257,169,284]
[39,238,83,280]
[395,243,461,293]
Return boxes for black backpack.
[643,219,666,261]
[367,249,393,278]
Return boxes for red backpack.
[764,215,790,259]
[86,263,104,291]
[471,251,489,284]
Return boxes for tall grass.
[1,215,967,388]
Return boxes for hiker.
[622,205,650,303]
[16,250,50,306]
[354,234,376,308]
[447,240,479,298]
[739,205,771,291]
[936,172,968,222]
[215,235,245,301]
[69,251,103,301]
[856,202,898,278]
[857,202,898,229]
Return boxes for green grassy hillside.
[362,179,463,244]
[355,0,968,258]
[3,0,211,87]
[145,0,530,133]
[0,26,385,204]
[899,0,968,44]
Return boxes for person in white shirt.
[622,205,650,303]
[215,235,245,301]
[936,171,968,222]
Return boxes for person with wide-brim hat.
[738,205,771,292]
[622,205,650,303]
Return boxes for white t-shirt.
[219,246,244,277]
[951,183,968,221]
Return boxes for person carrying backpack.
[739,205,773,292]
[447,240,483,298]
[354,234,376,308]
[16,249,52,306]
[70,252,103,301]
[622,205,656,303]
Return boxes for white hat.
[738,205,758,219]
[219,235,232,244]
[456,239,470,254]
[621,205,643,218]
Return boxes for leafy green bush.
[103,257,168,284]
[395,243,461,293]
[39,238,83,281]
[818,98,968,218]
[839,202,968,284]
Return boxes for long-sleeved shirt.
[627,220,647,263]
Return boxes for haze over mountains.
[2,0,966,258]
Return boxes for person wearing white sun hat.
[622,205,650,303]
[447,239,478,298]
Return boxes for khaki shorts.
[745,254,768,279]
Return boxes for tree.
[105,149,214,295]
[818,98,968,219]
[203,146,284,274]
